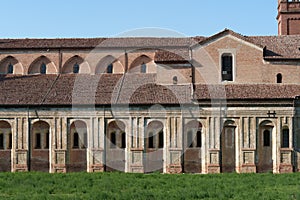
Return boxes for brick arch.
[221,119,237,173]
[30,120,50,172]
[62,55,90,74]
[129,55,152,73]
[183,120,203,173]
[0,56,23,74]
[95,55,124,74]
[68,120,87,172]
[105,120,126,172]
[257,120,274,173]
[0,120,12,172]
[144,120,164,173]
[28,56,57,74]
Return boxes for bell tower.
[277,0,300,35]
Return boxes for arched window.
[7,63,13,74]
[221,54,233,81]
[110,132,116,148]
[196,130,202,148]
[173,76,178,85]
[187,131,194,148]
[73,63,79,74]
[8,133,12,149]
[0,134,3,149]
[121,132,126,149]
[282,128,289,148]
[148,132,154,148]
[263,130,271,147]
[35,133,41,149]
[73,132,79,148]
[277,73,282,83]
[107,64,113,74]
[40,63,46,74]
[158,131,164,148]
[141,63,146,73]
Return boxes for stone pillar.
[207,117,220,173]
[13,117,29,172]
[166,117,182,174]
[52,117,67,173]
[128,117,144,173]
[88,117,105,172]
[240,117,256,173]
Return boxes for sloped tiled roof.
[1,75,300,106]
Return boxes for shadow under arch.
[62,55,90,74]
[129,55,152,73]
[68,120,87,172]
[28,55,57,74]
[257,120,275,173]
[96,55,124,74]
[30,120,50,172]
[0,56,23,75]
[144,120,164,173]
[0,120,12,172]
[105,120,126,172]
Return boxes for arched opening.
[0,56,23,74]
[183,120,202,173]
[0,121,12,172]
[68,120,87,172]
[221,120,236,173]
[129,55,152,73]
[221,53,233,81]
[62,56,88,74]
[105,120,126,172]
[257,120,274,173]
[30,121,50,172]
[144,120,164,173]
[28,56,57,74]
[277,73,282,83]
[95,55,124,74]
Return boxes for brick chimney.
[277,0,300,35]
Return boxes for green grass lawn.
[0,172,299,200]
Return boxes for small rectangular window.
[222,54,233,81]
[0,134,4,149]
[196,130,202,148]
[35,133,41,149]
[158,131,164,148]
[263,130,271,147]
[110,132,116,148]
[148,133,154,148]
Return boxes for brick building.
[0,0,300,173]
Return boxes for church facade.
[0,0,300,174]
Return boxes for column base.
[166,164,182,174]
[241,164,256,173]
[207,164,220,174]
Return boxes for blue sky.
[0,0,278,38]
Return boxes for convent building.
[0,0,300,174]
